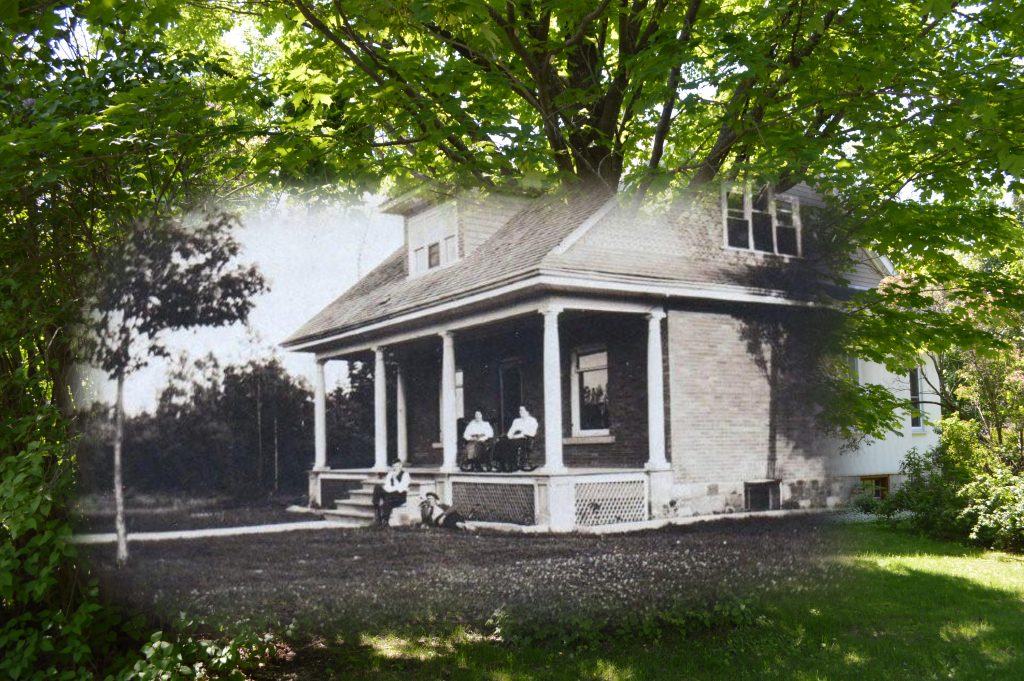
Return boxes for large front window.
[572,348,610,435]
[723,185,801,256]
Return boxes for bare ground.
[79,514,837,636]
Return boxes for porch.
[313,467,660,532]
[305,295,675,531]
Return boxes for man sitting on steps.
[372,460,409,526]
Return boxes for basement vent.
[745,481,780,512]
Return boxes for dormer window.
[722,185,801,257]
[407,201,459,277]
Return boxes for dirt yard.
[80,514,836,635]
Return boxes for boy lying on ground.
[419,492,472,530]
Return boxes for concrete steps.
[325,474,436,526]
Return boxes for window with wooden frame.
[861,475,890,500]
[427,242,441,269]
[909,367,923,430]
[722,184,802,257]
[571,348,610,436]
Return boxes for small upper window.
[444,235,458,264]
[909,368,923,429]
[723,184,801,256]
[427,242,441,269]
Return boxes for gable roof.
[284,186,836,350]
[283,190,613,347]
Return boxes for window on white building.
[571,348,610,435]
[722,184,801,257]
[909,367,923,429]
[413,247,427,274]
[444,235,458,264]
[845,355,859,382]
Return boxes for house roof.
[284,186,833,350]
[283,190,614,348]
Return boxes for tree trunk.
[113,372,129,566]
[273,415,279,494]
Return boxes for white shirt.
[507,415,538,438]
[463,419,494,440]
[383,469,409,493]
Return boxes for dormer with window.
[722,184,801,257]
[406,200,459,277]
[382,189,532,280]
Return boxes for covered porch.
[306,294,674,531]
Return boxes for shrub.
[882,418,994,538]
[850,491,881,514]
[880,417,1024,553]
[959,471,1024,552]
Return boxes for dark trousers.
[372,486,406,525]
[494,437,528,471]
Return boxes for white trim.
[294,275,819,357]
[551,196,619,255]
[564,435,616,445]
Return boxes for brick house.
[282,186,938,530]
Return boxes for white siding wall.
[829,358,941,479]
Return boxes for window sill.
[722,245,801,260]
[564,435,616,445]
[911,428,928,436]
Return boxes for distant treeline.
[75,357,374,498]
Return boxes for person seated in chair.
[495,405,538,471]
[462,410,494,470]
[372,460,409,527]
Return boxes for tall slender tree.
[85,214,265,564]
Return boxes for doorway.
[499,360,524,433]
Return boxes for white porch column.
[440,331,458,472]
[373,347,388,472]
[646,309,670,471]
[542,306,566,474]
[313,358,327,471]
[396,363,408,463]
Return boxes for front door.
[499,361,523,433]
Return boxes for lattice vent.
[452,482,535,525]
[575,480,647,526]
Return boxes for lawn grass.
[254,522,1024,680]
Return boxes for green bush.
[881,417,1024,552]
[882,418,993,538]
[959,470,1024,552]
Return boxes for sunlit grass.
[265,522,1024,680]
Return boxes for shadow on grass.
[251,541,1024,680]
